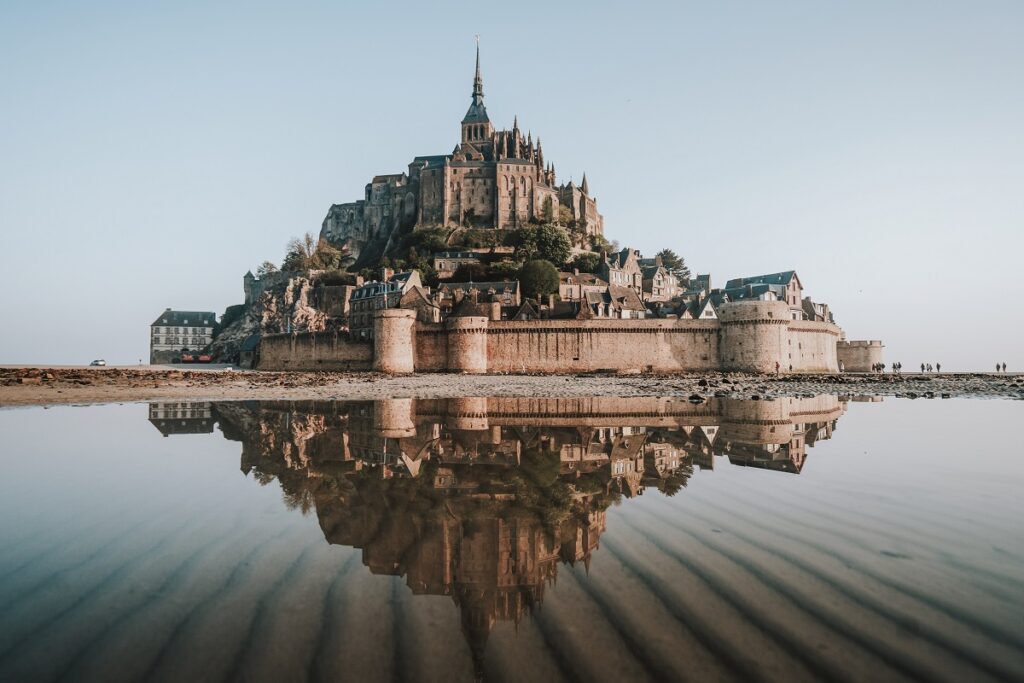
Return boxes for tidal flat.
[1,395,1022,682]
[1,366,1023,407]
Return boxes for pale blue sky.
[1,0,1021,369]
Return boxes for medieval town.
[149,47,882,375]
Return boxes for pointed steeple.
[473,38,484,102]
[461,37,490,126]
[581,173,589,195]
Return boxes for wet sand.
[1,367,1021,407]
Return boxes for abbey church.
[320,46,604,259]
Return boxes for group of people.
[919,363,940,373]
[995,362,1009,372]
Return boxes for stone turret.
[446,316,489,373]
[718,300,790,373]
[373,398,416,438]
[836,340,885,372]
[373,309,416,373]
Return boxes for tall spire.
[461,36,489,125]
[581,172,589,195]
[472,35,484,104]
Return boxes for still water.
[1,396,1022,682]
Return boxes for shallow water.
[1,396,1022,682]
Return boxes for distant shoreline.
[1,367,1021,407]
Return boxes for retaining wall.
[259,332,372,371]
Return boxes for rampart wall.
[836,340,885,372]
[259,332,372,371]
[258,302,850,375]
[484,319,722,373]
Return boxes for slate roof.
[559,272,607,286]
[725,271,797,289]
[151,310,216,327]
[439,281,518,294]
[607,284,646,312]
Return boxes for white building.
[150,309,216,363]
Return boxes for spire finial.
[581,172,589,195]
[472,36,483,103]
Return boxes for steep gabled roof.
[725,271,798,289]
[151,310,216,327]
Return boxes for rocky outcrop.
[210,274,328,362]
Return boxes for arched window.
[520,177,527,196]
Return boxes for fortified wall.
[836,340,885,372]
[260,300,859,374]
[259,332,372,371]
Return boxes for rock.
[18,377,41,385]
[688,394,705,404]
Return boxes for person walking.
[936,362,941,373]
[997,362,1001,373]
[775,361,780,375]
[921,363,926,373]
[1003,362,1007,373]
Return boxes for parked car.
[89,359,106,366]
[180,354,195,363]
[197,354,213,363]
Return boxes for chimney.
[381,267,394,282]
[573,268,580,276]
[548,294,556,308]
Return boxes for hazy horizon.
[2,1,1021,370]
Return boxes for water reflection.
[173,396,847,673]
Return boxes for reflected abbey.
[149,395,848,673]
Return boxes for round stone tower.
[373,309,416,373]
[718,300,791,373]
[373,398,417,438]
[446,316,489,373]
[836,340,885,372]
[446,396,490,431]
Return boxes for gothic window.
[520,177,526,196]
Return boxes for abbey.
[320,46,603,258]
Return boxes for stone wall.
[257,305,848,375]
[836,340,885,372]
[259,332,372,371]
[484,319,722,373]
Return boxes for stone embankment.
[1,367,1021,407]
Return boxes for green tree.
[656,248,692,280]
[256,260,278,277]
[542,196,555,223]
[282,233,318,271]
[488,259,522,280]
[535,225,572,266]
[519,259,560,301]
[570,252,601,273]
[557,205,574,226]
[590,234,613,253]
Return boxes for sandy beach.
[1,366,1021,407]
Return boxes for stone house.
[725,271,804,320]
[432,251,482,280]
[436,281,520,309]
[349,271,422,340]
[150,309,216,363]
[558,270,608,301]
[599,248,644,294]
[640,263,681,302]
[802,297,833,323]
